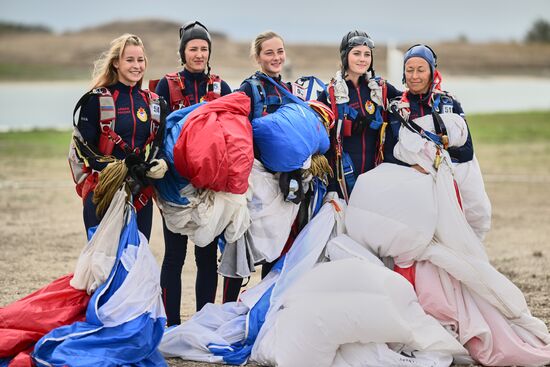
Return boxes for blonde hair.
[91,34,147,89]
[250,31,284,58]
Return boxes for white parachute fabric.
[394,112,491,241]
[70,187,127,293]
[156,187,250,247]
[34,204,167,366]
[346,136,550,363]
[345,163,437,267]
[159,200,343,364]
[420,162,550,344]
[253,257,466,367]
[393,114,467,176]
[248,200,345,364]
[416,261,550,366]
[96,230,165,327]
[159,302,249,363]
[245,159,301,262]
[453,155,492,241]
[332,343,453,367]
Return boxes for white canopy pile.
[345,113,550,365]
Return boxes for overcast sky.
[2,0,549,44]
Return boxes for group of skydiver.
[73,21,486,330]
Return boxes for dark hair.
[339,30,375,76]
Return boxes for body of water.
[1,77,549,131]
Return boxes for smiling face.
[346,45,372,79]
[184,39,209,73]
[404,57,432,95]
[256,37,286,77]
[114,44,145,86]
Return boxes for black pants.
[160,219,244,326]
[83,192,153,240]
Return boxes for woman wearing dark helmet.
[151,21,235,327]
[318,30,401,201]
[153,21,232,110]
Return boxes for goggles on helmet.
[347,36,375,49]
[179,21,209,39]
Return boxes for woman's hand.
[146,159,168,179]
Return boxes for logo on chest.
[365,100,375,115]
[136,107,148,122]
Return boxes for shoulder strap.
[165,72,188,109]
[244,75,267,119]
[202,73,222,101]
[72,87,114,127]
[255,72,308,107]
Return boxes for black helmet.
[178,21,212,66]
[339,30,375,76]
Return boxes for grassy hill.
[1,19,550,81]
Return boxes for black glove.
[125,153,153,194]
[351,116,370,135]
[279,169,305,204]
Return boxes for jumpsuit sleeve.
[77,95,109,171]
[385,81,403,101]
[238,81,255,121]
[155,77,172,112]
[220,80,232,95]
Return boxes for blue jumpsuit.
[318,76,401,194]
[155,68,234,325]
[78,81,164,240]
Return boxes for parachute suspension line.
[93,160,129,218]
[307,154,333,180]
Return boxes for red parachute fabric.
[0,274,90,364]
[173,92,253,194]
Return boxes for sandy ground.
[0,142,549,366]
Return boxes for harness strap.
[431,109,449,149]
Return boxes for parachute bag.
[68,92,96,197]
[68,90,116,197]
[292,75,327,101]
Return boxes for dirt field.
[0,139,549,366]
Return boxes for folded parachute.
[252,102,330,173]
[32,190,167,367]
[173,92,253,194]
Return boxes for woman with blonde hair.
[226,31,331,299]
[71,33,168,240]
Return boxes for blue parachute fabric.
[86,224,98,241]
[32,315,165,367]
[0,358,10,367]
[209,256,285,365]
[32,208,167,367]
[251,73,330,172]
[86,210,139,319]
[206,202,337,365]
[309,177,327,218]
[252,103,330,172]
[154,104,204,205]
